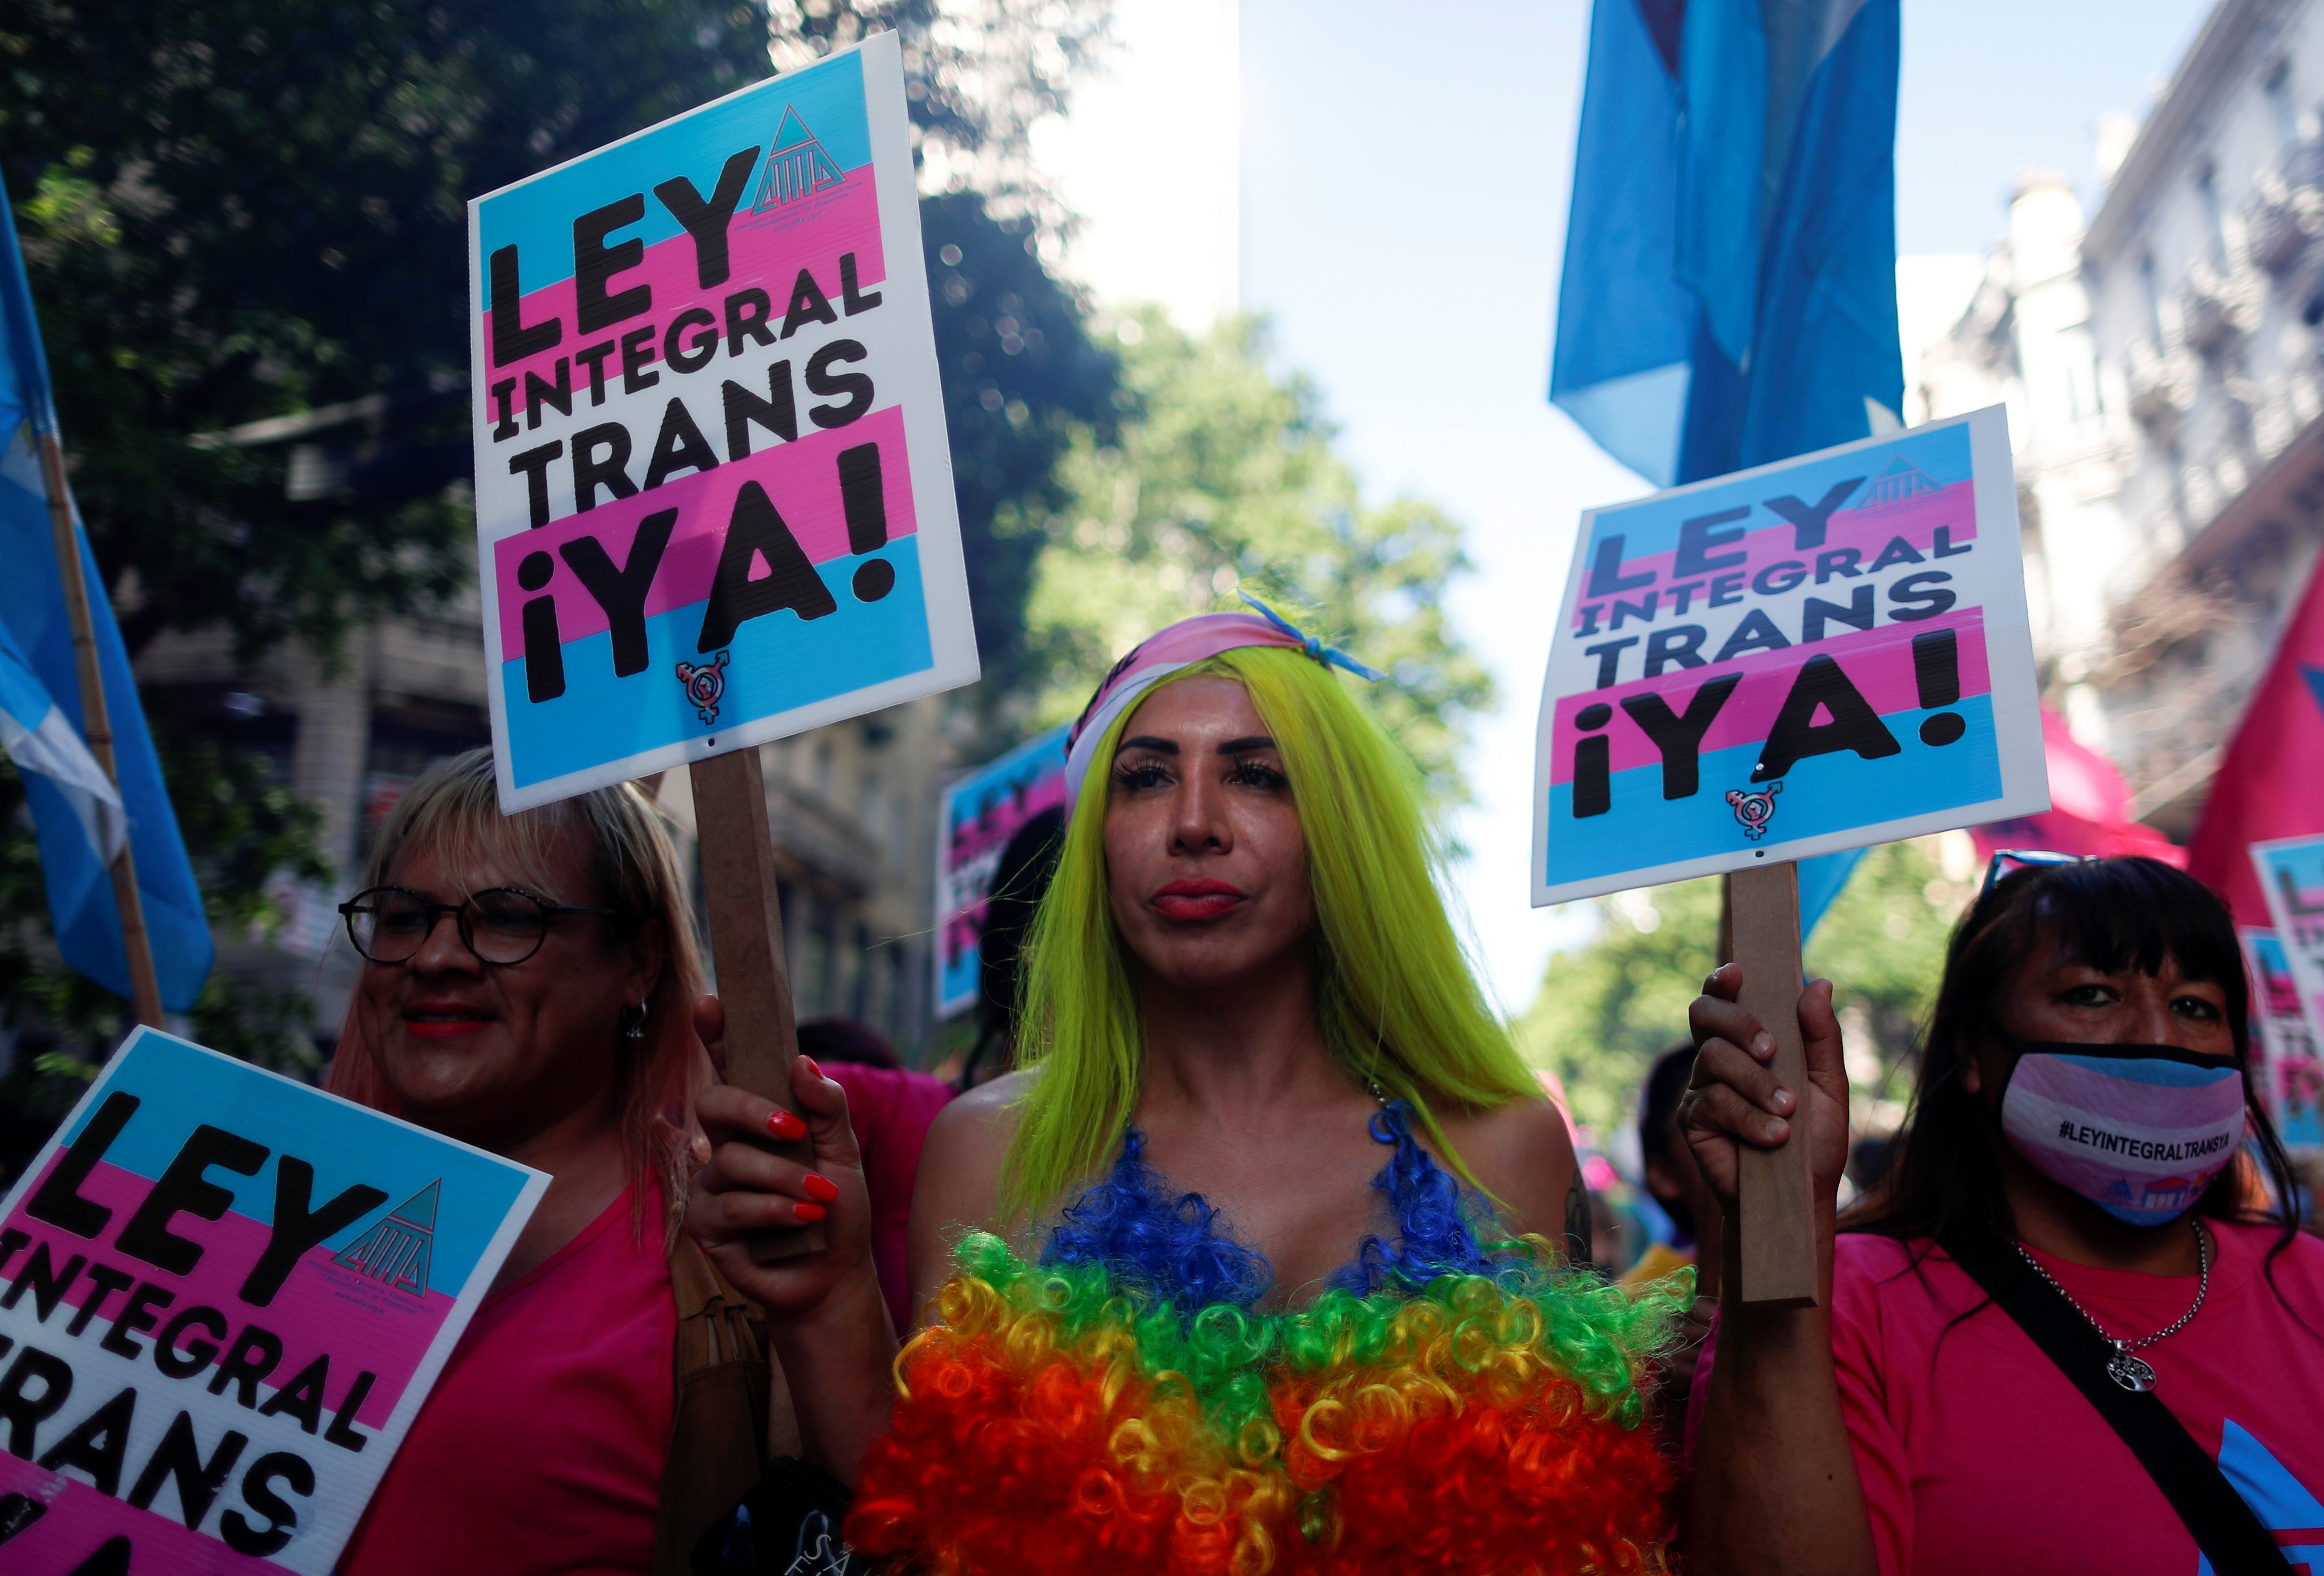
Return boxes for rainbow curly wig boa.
[846,621,1683,1571]
[847,1103,1689,1574]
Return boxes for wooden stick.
[690,746,826,1260]
[1726,860,1820,1307]
[37,429,164,1029]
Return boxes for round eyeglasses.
[337,886,621,966]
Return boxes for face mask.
[1994,1026,2247,1228]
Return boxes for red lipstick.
[404,1000,494,1040]
[1152,877,1246,921]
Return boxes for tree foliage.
[1517,838,1972,1135]
[0,1,1118,1069]
[1008,310,1493,797]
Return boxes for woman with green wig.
[687,604,1685,1575]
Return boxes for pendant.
[2107,1351,2158,1393]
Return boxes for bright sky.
[1036,0,2215,1014]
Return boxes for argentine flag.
[0,622,125,866]
[2,182,212,1010]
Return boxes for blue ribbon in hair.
[1238,593,1386,683]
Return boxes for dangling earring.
[623,1002,648,1041]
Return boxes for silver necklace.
[2012,1219,2211,1393]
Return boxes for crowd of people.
[324,604,2324,1576]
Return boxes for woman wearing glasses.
[327,749,767,1576]
[1680,854,2324,1576]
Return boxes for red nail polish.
[803,1173,840,1203]
[794,1201,826,1224]
[766,1109,806,1140]
[799,1054,823,1081]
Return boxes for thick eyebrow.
[1218,735,1276,755]
[1117,734,1179,755]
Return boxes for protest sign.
[467,30,976,814]
[0,1027,544,1574]
[1530,405,2047,906]
[935,724,1069,1017]
[2241,927,2324,1152]
[2254,835,2324,1151]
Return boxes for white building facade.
[1909,0,2324,837]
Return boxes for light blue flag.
[0,183,213,1010]
[1550,0,1904,489]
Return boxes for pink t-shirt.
[825,1061,955,1331]
[338,1182,675,1576]
[1828,1224,2324,1575]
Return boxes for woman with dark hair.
[1680,854,2324,1576]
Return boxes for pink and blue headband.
[1061,596,1382,810]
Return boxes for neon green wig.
[1000,645,1541,1222]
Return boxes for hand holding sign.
[467,35,978,1258]
[1534,407,2048,1301]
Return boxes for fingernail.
[793,1202,826,1224]
[1753,1032,1776,1057]
[766,1109,807,1140]
[1765,1118,1789,1140]
[1772,1088,1795,1113]
[803,1173,840,1203]
[799,1054,823,1081]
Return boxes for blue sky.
[1042,0,2217,1011]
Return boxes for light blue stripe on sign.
[475,52,873,302]
[54,1032,532,1290]
[2054,1054,2240,1089]
[1543,694,2001,886]
[504,535,933,787]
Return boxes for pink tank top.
[338,1180,675,1576]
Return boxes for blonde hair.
[328,748,708,1237]
[1001,646,1541,1221]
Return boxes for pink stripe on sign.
[490,403,916,653]
[1571,481,1979,631]
[483,170,885,388]
[4,1156,455,1430]
[1546,607,1989,783]
[0,1456,285,1572]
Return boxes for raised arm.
[1677,963,1875,1576]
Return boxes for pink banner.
[16,1154,448,1430]
[480,170,885,389]
[489,403,917,653]
[1545,607,1989,783]
[0,1456,283,1573]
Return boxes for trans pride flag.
[1550,0,1904,488]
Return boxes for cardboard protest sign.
[468,31,976,812]
[0,1028,544,1573]
[935,723,1070,1017]
[1531,406,2047,905]
[2254,835,2324,1151]
[2241,927,2324,1151]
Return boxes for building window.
[2196,164,2227,268]
[2141,253,2165,345]
[2266,57,2298,142]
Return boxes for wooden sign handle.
[1726,860,1820,1307]
[690,747,826,1261]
